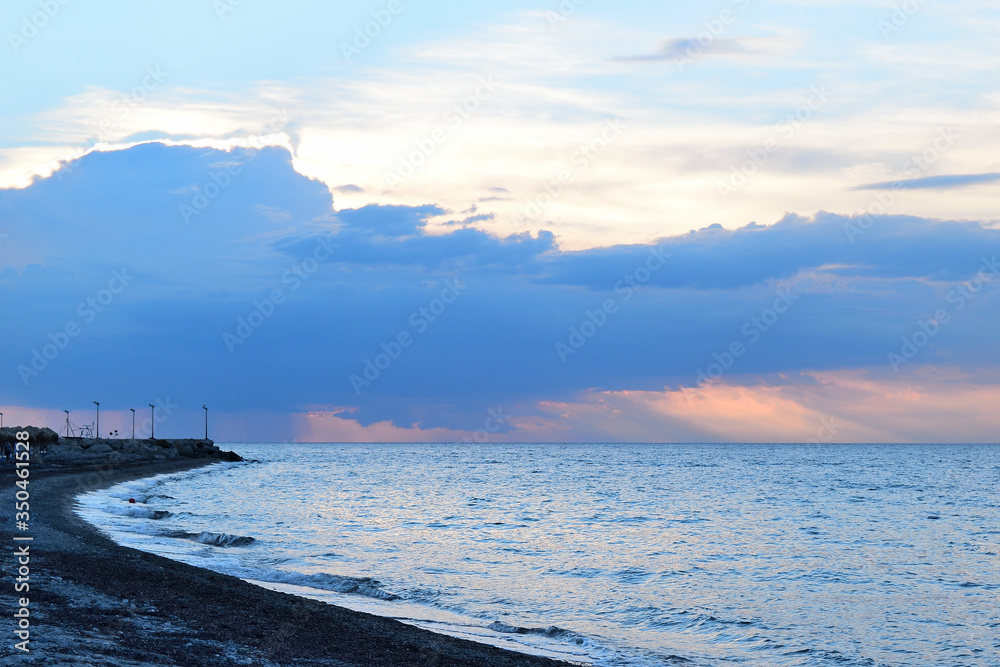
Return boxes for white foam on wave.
[190,531,256,547]
[77,483,399,601]
[244,579,611,665]
[73,462,243,539]
[72,455,661,667]
[76,493,622,663]
[104,505,173,520]
[237,568,398,599]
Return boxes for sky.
[1,0,998,442]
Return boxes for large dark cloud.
[273,205,555,273]
[1,143,998,432]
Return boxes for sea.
[74,442,999,666]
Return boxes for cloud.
[3,6,998,255]
[255,204,292,222]
[519,368,1000,443]
[617,37,756,62]
[853,173,1000,191]
[2,143,999,439]
[615,31,801,64]
[543,212,1000,290]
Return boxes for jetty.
[0,425,242,466]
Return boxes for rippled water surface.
[77,443,1000,665]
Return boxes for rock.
[1,425,241,465]
[0,425,59,446]
[39,427,59,444]
[38,443,89,464]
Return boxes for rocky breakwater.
[0,425,242,466]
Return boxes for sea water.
[75,443,999,666]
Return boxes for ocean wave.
[107,505,173,520]
[257,570,399,600]
[487,621,585,643]
[191,531,256,547]
[155,530,256,547]
[108,490,145,502]
[647,609,761,634]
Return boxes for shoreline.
[1,457,576,666]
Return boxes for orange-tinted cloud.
[526,367,1000,443]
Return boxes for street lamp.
[130,408,135,439]
[148,404,155,439]
[202,405,208,440]
[94,401,100,440]
[0,411,3,428]
[64,410,70,437]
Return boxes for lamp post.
[64,410,70,437]
[94,401,100,440]
[148,404,155,438]
[202,405,208,440]
[130,408,135,439]
[0,411,3,428]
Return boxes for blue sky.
[1,1,998,442]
